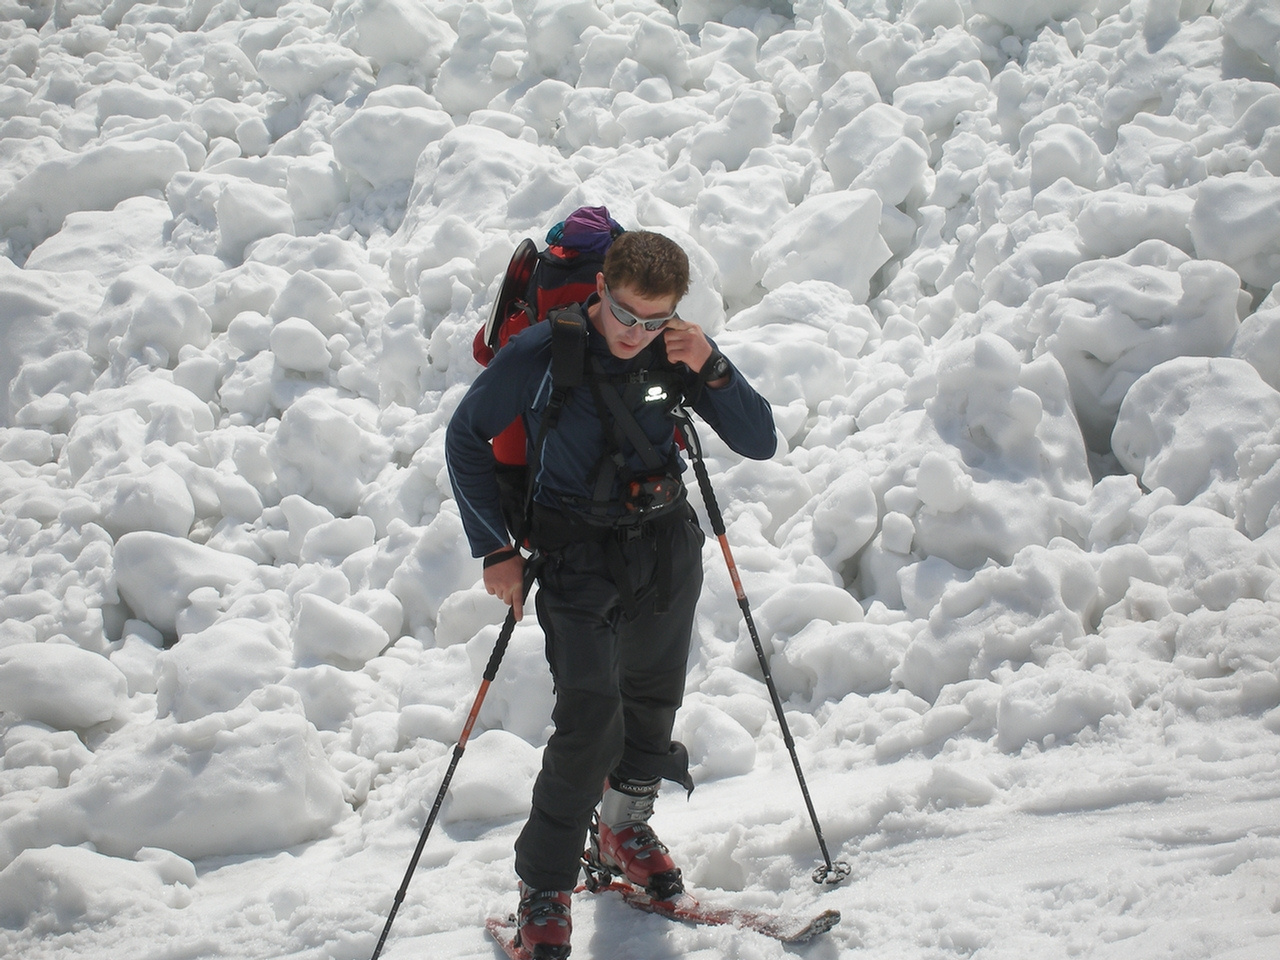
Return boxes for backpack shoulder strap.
[546,306,587,394]
[514,306,588,545]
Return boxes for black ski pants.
[514,505,704,891]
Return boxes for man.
[446,230,776,959]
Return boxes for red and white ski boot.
[515,882,572,959]
[590,777,683,901]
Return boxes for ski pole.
[674,410,851,886]
[370,563,534,960]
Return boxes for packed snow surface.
[2,1,1280,958]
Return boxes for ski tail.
[580,852,841,946]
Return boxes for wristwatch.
[701,350,731,384]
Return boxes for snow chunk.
[753,189,891,302]
[996,667,1130,752]
[755,583,864,650]
[972,0,1093,35]
[435,588,507,648]
[286,154,348,224]
[8,348,95,431]
[24,196,172,284]
[1113,356,1280,506]
[283,663,379,734]
[331,102,453,189]
[893,76,989,141]
[1237,422,1280,538]
[268,269,348,338]
[1222,0,1280,74]
[270,317,331,374]
[1029,241,1243,451]
[690,167,792,301]
[0,846,192,933]
[1233,294,1280,391]
[810,467,879,567]
[88,265,213,369]
[388,507,477,636]
[254,41,372,101]
[774,620,913,704]
[519,0,608,81]
[192,259,289,333]
[1190,173,1280,290]
[156,617,290,722]
[114,532,259,637]
[916,450,973,513]
[1076,190,1194,258]
[1028,123,1104,194]
[269,393,392,516]
[441,729,539,824]
[79,464,196,539]
[292,594,390,669]
[895,542,1100,702]
[110,622,164,697]
[0,688,346,868]
[0,644,128,730]
[0,723,93,789]
[216,179,294,262]
[469,622,555,743]
[299,514,377,564]
[0,140,187,247]
[1136,504,1279,612]
[341,0,456,72]
[389,126,568,299]
[793,70,881,156]
[74,375,214,446]
[826,103,930,206]
[726,279,882,345]
[433,3,526,115]
[687,86,781,173]
[677,701,756,781]
[60,410,147,487]
[715,321,847,434]
[1175,602,1280,690]
[916,336,1090,569]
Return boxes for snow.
[1,1,1279,959]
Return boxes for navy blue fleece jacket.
[446,311,777,557]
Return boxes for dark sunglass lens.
[606,285,672,331]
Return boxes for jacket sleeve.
[687,347,777,461]
[445,329,552,557]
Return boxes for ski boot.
[586,776,684,901]
[515,882,572,959]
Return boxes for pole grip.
[482,557,536,682]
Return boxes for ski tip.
[485,914,529,960]
[798,908,842,941]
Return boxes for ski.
[487,879,840,957]
[485,914,529,960]
[583,879,841,944]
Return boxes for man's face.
[592,277,679,360]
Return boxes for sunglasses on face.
[603,284,679,332]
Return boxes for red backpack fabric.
[474,206,624,465]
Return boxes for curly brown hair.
[601,231,690,301]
